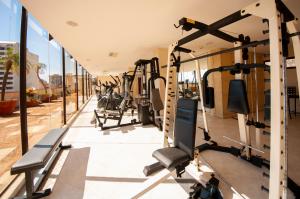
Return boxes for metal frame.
[162,42,178,147]
[189,53,209,133]
[75,60,79,111]
[287,21,300,95]
[61,47,67,125]
[233,41,251,159]
[159,0,298,198]
[82,67,85,104]
[242,1,287,197]
[20,6,28,156]
[19,6,32,198]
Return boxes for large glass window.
[0,0,22,193]
[64,51,77,121]
[78,64,84,107]
[49,40,63,129]
[26,14,63,148]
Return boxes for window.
[64,51,77,120]
[0,0,22,193]
[26,14,63,148]
[78,64,84,107]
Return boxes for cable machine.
[130,57,166,130]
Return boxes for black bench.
[144,98,198,177]
[11,127,71,199]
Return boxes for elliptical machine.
[97,76,123,111]
[94,71,140,130]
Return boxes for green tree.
[0,47,19,101]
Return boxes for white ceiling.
[20,0,300,76]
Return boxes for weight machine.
[130,57,166,130]
[129,0,300,198]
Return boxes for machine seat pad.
[11,127,68,175]
[152,147,190,169]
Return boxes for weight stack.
[138,104,152,125]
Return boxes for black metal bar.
[85,70,88,99]
[75,60,79,111]
[19,7,34,199]
[129,65,138,90]
[178,11,251,46]
[191,19,240,42]
[62,48,66,125]
[202,63,269,107]
[275,0,295,22]
[162,39,269,68]
[82,67,85,104]
[162,31,300,68]
[174,46,192,53]
[20,6,28,155]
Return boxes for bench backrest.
[174,98,198,158]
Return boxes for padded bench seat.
[153,147,190,169]
[11,127,68,175]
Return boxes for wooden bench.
[11,127,71,199]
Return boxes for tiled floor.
[38,96,299,199]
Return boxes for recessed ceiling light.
[108,52,118,57]
[66,20,78,27]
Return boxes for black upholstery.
[152,147,190,169]
[151,88,164,111]
[227,80,250,114]
[11,127,68,175]
[152,98,198,169]
[174,99,198,158]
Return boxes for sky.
[0,0,76,82]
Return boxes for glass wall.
[26,14,63,148]
[0,0,22,193]
[64,51,77,121]
[49,40,63,129]
[89,74,92,96]
[78,64,84,107]
[0,3,93,194]
[84,69,88,100]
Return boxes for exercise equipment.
[94,72,140,130]
[158,2,300,198]
[189,174,223,199]
[131,57,166,130]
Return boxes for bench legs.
[59,143,72,150]
[13,172,51,199]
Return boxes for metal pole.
[20,7,34,199]
[234,41,251,159]
[189,53,209,133]
[61,48,66,124]
[253,47,261,149]
[75,61,79,111]
[20,6,28,155]
[82,67,85,103]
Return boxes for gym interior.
[0,0,300,199]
